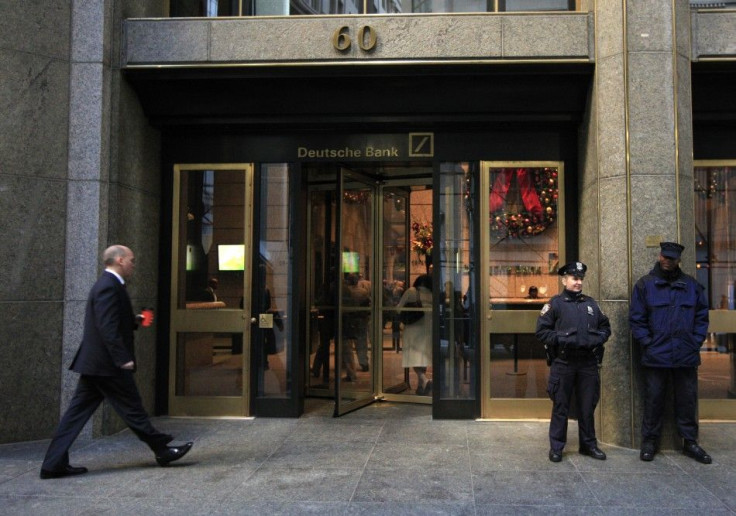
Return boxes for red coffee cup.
[140,308,154,327]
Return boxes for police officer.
[536,261,611,462]
[629,242,711,464]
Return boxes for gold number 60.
[332,26,377,52]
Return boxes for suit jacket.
[70,271,137,376]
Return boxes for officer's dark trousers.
[547,356,600,452]
[641,366,698,444]
[42,373,173,472]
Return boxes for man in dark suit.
[40,245,192,479]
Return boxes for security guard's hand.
[592,345,605,365]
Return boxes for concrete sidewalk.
[1,399,734,515]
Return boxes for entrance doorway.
[305,163,434,416]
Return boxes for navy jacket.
[536,290,611,349]
[629,264,709,368]
[70,271,138,376]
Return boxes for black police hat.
[558,261,587,278]
[660,242,684,259]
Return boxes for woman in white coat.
[398,274,433,395]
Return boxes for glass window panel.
[700,333,736,400]
[381,188,411,394]
[170,0,241,16]
[177,169,245,310]
[489,333,547,397]
[394,0,489,13]
[438,162,476,400]
[175,332,243,396]
[694,164,736,401]
[308,187,337,390]
[488,166,560,305]
[694,165,736,309]
[500,0,572,11]
[256,164,293,398]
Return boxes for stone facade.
[1,1,734,445]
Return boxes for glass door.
[335,168,377,415]
[169,164,254,416]
[480,161,565,419]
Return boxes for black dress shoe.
[579,446,606,460]
[40,465,88,479]
[360,364,370,372]
[155,442,193,466]
[683,441,712,464]
[549,449,562,462]
[640,449,655,461]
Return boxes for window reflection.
[488,166,560,307]
[438,162,476,400]
[169,0,577,16]
[694,164,736,400]
[178,169,244,310]
[256,164,292,398]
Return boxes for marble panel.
[366,16,502,60]
[626,0,673,53]
[578,182,601,298]
[676,52,693,178]
[210,16,504,62]
[111,75,161,196]
[0,301,63,443]
[0,51,69,180]
[597,300,634,448]
[595,54,626,180]
[64,180,107,301]
[579,78,597,191]
[693,12,736,58]
[68,63,109,181]
[503,14,590,58]
[0,1,70,60]
[124,19,209,64]
[675,0,691,59]
[629,175,678,280]
[627,53,676,178]
[108,185,161,301]
[0,176,67,302]
[594,0,624,60]
[71,0,108,64]
[598,176,630,301]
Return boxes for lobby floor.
[1,399,735,515]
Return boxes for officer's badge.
[576,262,584,272]
[587,306,594,316]
[541,304,551,315]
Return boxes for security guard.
[630,242,711,464]
[536,261,611,462]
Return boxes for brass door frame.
[169,163,255,417]
[479,161,566,419]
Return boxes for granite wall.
[586,0,696,449]
[0,2,72,444]
[0,0,162,444]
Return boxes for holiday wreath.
[489,167,558,239]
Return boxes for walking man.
[536,261,610,463]
[629,242,711,464]
[40,245,192,478]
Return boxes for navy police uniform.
[536,262,611,461]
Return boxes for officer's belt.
[561,348,595,360]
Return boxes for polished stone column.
[584,0,694,449]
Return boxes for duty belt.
[560,348,594,360]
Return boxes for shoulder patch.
[540,303,551,316]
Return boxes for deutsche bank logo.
[408,133,434,157]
